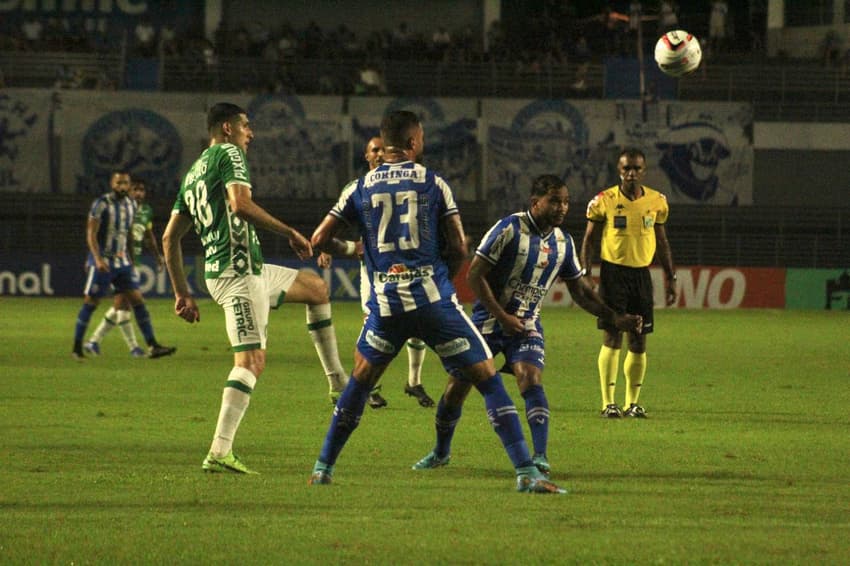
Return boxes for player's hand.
[317,252,332,269]
[498,313,526,335]
[95,257,109,272]
[355,240,364,259]
[665,279,677,307]
[174,295,200,323]
[614,313,643,334]
[288,231,313,260]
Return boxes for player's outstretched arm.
[579,220,602,285]
[227,183,313,260]
[565,276,642,333]
[162,212,200,323]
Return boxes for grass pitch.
[1,298,848,564]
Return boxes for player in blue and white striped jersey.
[414,175,643,476]
[71,171,174,360]
[309,111,565,493]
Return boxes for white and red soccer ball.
[654,30,702,77]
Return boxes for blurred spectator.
[709,0,729,53]
[134,17,156,57]
[658,1,679,34]
[21,18,44,50]
[160,24,179,56]
[356,60,387,95]
[823,30,843,67]
[431,26,451,61]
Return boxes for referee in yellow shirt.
[580,148,677,418]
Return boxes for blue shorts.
[83,264,139,298]
[482,319,546,372]
[357,298,492,380]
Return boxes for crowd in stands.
[0,2,773,95]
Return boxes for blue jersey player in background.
[72,171,174,360]
[413,174,642,476]
[309,111,565,493]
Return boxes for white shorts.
[206,264,299,351]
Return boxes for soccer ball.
[654,30,702,77]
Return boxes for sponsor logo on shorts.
[435,337,470,357]
[365,330,395,353]
[232,298,255,339]
[375,264,433,284]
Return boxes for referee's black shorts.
[597,260,654,335]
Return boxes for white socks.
[89,307,139,351]
[210,367,257,457]
[407,338,426,387]
[306,303,348,392]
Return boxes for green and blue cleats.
[309,461,334,485]
[532,453,551,477]
[411,450,451,470]
[516,465,566,494]
[202,451,258,474]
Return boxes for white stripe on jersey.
[450,293,493,359]
[422,277,442,304]
[396,281,418,312]
[435,175,458,216]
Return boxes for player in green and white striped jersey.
[163,102,350,474]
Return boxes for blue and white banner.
[0,90,52,192]
[239,94,348,198]
[58,91,205,197]
[348,97,480,201]
[481,99,753,218]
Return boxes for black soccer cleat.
[404,384,436,408]
[149,344,177,359]
[623,403,647,418]
[600,403,623,418]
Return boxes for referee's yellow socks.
[597,345,620,410]
[624,351,647,407]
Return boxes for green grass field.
[2,297,848,564]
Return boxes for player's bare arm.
[566,276,643,333]
[467,255,525,335]
[440,214,467,279]
[579,220,602,283]
[654,223,677,306]
[226,183,312,260]
[144,226,165,271]
[162,212,200,323]
[86,217,108,272]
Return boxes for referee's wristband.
[343,241,356,256]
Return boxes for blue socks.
[433,395,463,458]
[132,303,156,345]
[74,303,97,343]
[475,374,532,469]
[317,376,371,466]
[522,384,549,457]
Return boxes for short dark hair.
[530,174,565,198]
[380,110,420,149]
[207,102,247,133]
[619,148,646,162]
[131,177,146,187]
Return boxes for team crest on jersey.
[656,122,731,203]
[78,109,181,196]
